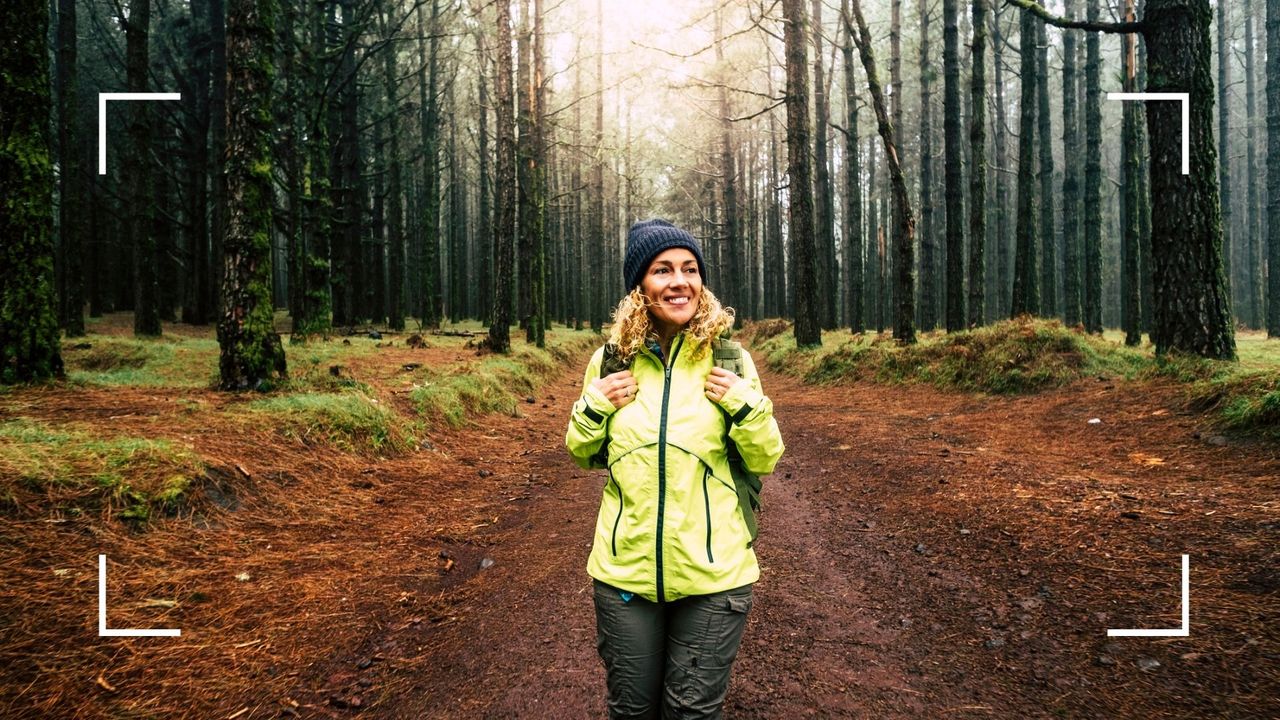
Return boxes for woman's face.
[641,247,702,335]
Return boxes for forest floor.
[1,320,1277,719]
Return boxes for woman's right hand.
[592,370,638,409]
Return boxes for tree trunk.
[718,3,742,322]
[813,0,837,329]
[590,0,605,333]
[943,0,965,329]
[572,56,584,330]
[1143,0,1235,357]
[1245,0,1264,328]
[993,6,1011,318]
[488,0,516,352]
[209,0,227,322]
[1083,0,1103,332]
[968,0,987,328]
[1269,0,1280,336]
[1061,0,1082,326]
[1,0,64,382]
[381,3,405,331]
[842,0,865,333]
[1037,17,1057,317]
[889,0,903,323]
[126,0,161,336]
[767,71,785,319]
[296,0,332,336]
[919,0,937,330]
[528,0,547,346]
[281,0,303,330]
[848,0,917,343]
[784,0,822,346]
[219,0,286,389]
[417,0,442,328]
[473,20,492,325]
[868,136,881,331]
[1217,0,1233,300]
[1122,2,1142,345]
[517,0,533,333]
[57,0,84,336]
[1011,8,1039,316]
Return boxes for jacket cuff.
[581,383,618,423]
[717,380,763,423]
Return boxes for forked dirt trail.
[292,363,1277,719]
[2,351,1276,719]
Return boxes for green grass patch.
[0,418,204,522]
[240,392,414,454]
[411,332,598,428]
[1146,354,1280,439]
[750,317,1147,394]
[63,336,221,387]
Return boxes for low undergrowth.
[745,317,1146,394]
[239,392,415,455]
[412,332,597,428]
[62,336,221,387]
[742,318,1279,438]
[0,417,204,522]
[1149,355,1280,439]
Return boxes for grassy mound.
[0,417,205,522]
[63,336,221,387]
[241,392,414,454]
[744,318,1280,437]
[1149,355,1280,439]
[411,339,589,428]
[749,317,1146,394]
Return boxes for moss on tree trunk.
[218,0,287,389]
[1,0,64,384]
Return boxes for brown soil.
[1,350,1276,719]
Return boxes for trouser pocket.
[662,584,753,719]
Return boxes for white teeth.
[667,297,689,305]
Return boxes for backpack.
[598,337,763,545]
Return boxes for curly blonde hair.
[607,286,735,363]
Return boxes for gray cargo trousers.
[593,579,754,720]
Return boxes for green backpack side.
[598,337,763,545]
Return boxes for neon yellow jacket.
[565,333,785,602]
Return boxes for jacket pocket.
[702,465,714,564]
[609,469,624,556]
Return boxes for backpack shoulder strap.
[711,336,745,377]
[600,342,631,377]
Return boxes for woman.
[566,219,785,719]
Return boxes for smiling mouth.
[665,296,691,306]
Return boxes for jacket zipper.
[702,465,715,564]
[609,469,623,556]
[655,333,684,603]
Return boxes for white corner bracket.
[98,92,182,175]
[1105,92,1190,175]
[1107,554,1190,638]
[98,554,181,637]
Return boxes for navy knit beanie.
[623,219,706,291]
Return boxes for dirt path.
[288,363,1278,719]
[3,354,1276,719]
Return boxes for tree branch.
[1003,0,1143,34]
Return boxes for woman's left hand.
[705,367,743,404]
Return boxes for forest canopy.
[2,0,1276,386]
